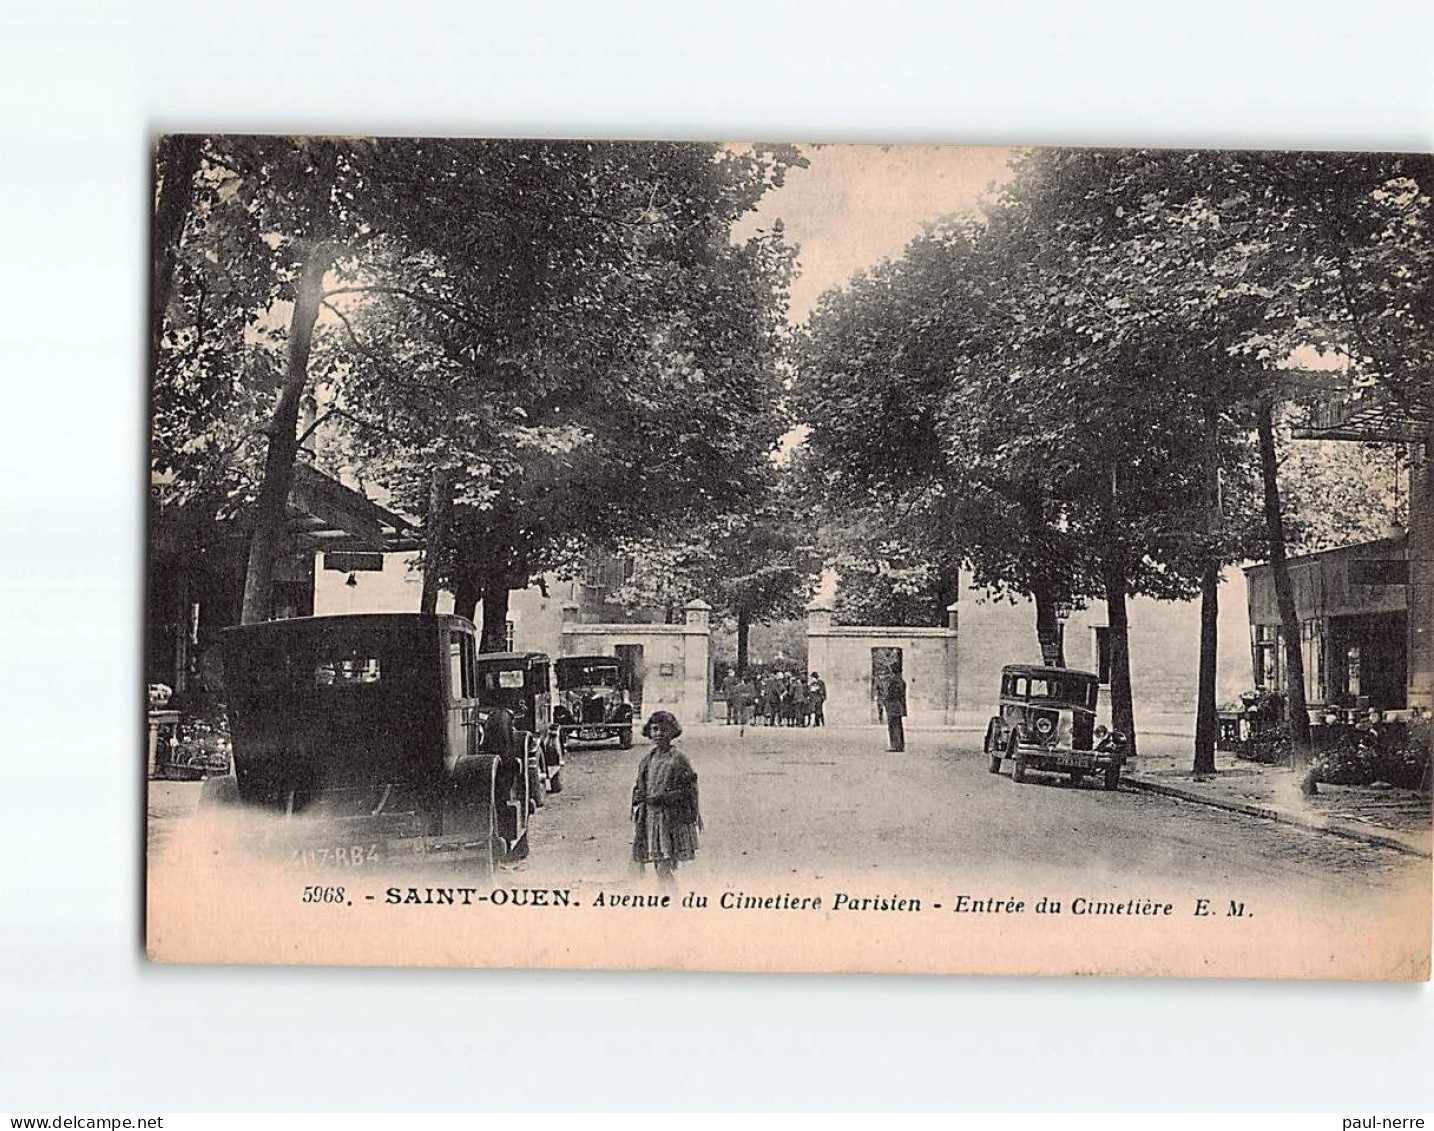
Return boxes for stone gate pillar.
[944,601,960,726]
[807,596,834,713]
[682,599,712,723]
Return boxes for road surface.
[151,723,1424,898]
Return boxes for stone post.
[806,597,835,722]
[944,601,960,726]
[682,599,712,723]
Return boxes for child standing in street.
[631,711,701,885]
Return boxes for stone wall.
[559,600,713,726]
[954,568,1251,718]
[806,603,958,726]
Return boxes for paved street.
[149,723,1427,902]
[516,724,1424,896]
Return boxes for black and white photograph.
[143,137,1432,978]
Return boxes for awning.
[284,462,422,552]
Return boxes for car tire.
[547,767,563,794]
[1103,765,1121,791]
[527,744,546,810]
[619,727,633,749]
[1009,733,1026,783]
[504,830,530,862]
[984,721,1001,773]
[1070,770,1087,784]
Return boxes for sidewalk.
[1122,747,1433,858]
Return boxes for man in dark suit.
[884,671,907,752]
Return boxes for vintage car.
[474,651,565,802]
[983,664,1128,790]
[553,655,635,749]
[200,613,531,873]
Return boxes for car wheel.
[1104,765,1121,792]
[528,760,546,809]
[1009,733,1026,783]
[503,830,530,862]
[1070,770,1087,784]
[619,726,633,749]
[984,721,1001,773]
[547,766,563,794]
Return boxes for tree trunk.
[452,574,478,623]
[240,242,336,624]
[1032,582,1066,667]
[1101,552,1138,758]
[479,577,511,653]
[150,135,202,371]
[1021,479,1064,666]
[934,561,962,627]
[1255,399,1315,791]
[736,608,751,676]
[420,467,453,615]
[1194,563,1220,774]
[1194,394,1221,776]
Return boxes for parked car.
[554,655,635,749]
[201,613,531,873]
[983,664,1128,790]
[474,651,565,803]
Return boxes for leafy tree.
[608,468,822,672]
[151,138,802,646]
[321,141,802,649]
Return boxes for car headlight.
[1034,716,1054,736]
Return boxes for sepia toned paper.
[145,137,1433,978]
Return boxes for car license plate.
[289,843,383,869]
[1062,753,1096,769]
[579,728,605,740]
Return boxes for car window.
[315,656,381,687]
[448,637,464,701]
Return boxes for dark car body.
[474,651,565,799]
[204,613,531,873]
[983,664,1128,790]
[553,655,635,749]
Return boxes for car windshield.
[1008,674,1097,708]
[476,665,527,709]
[558,662,622,690]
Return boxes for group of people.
[721,669,827,729]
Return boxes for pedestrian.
[631,711,701,886]
[780,678,796,726]
[809,671,826,727]
[874,674,887,724]
[735,672,756,736]
[793,674,810,728]
[884,670,907,752]
[763,675,781,727]
[721,669,736,725]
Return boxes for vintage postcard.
[146,137,1432,977]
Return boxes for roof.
[1001,664,1100,681]
[475,651,551,664]
[556,654,622,666]
[1242,534,1406,577]
[285,463,422,552]
[1292,383,1431,443]
[223,612,475,637]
